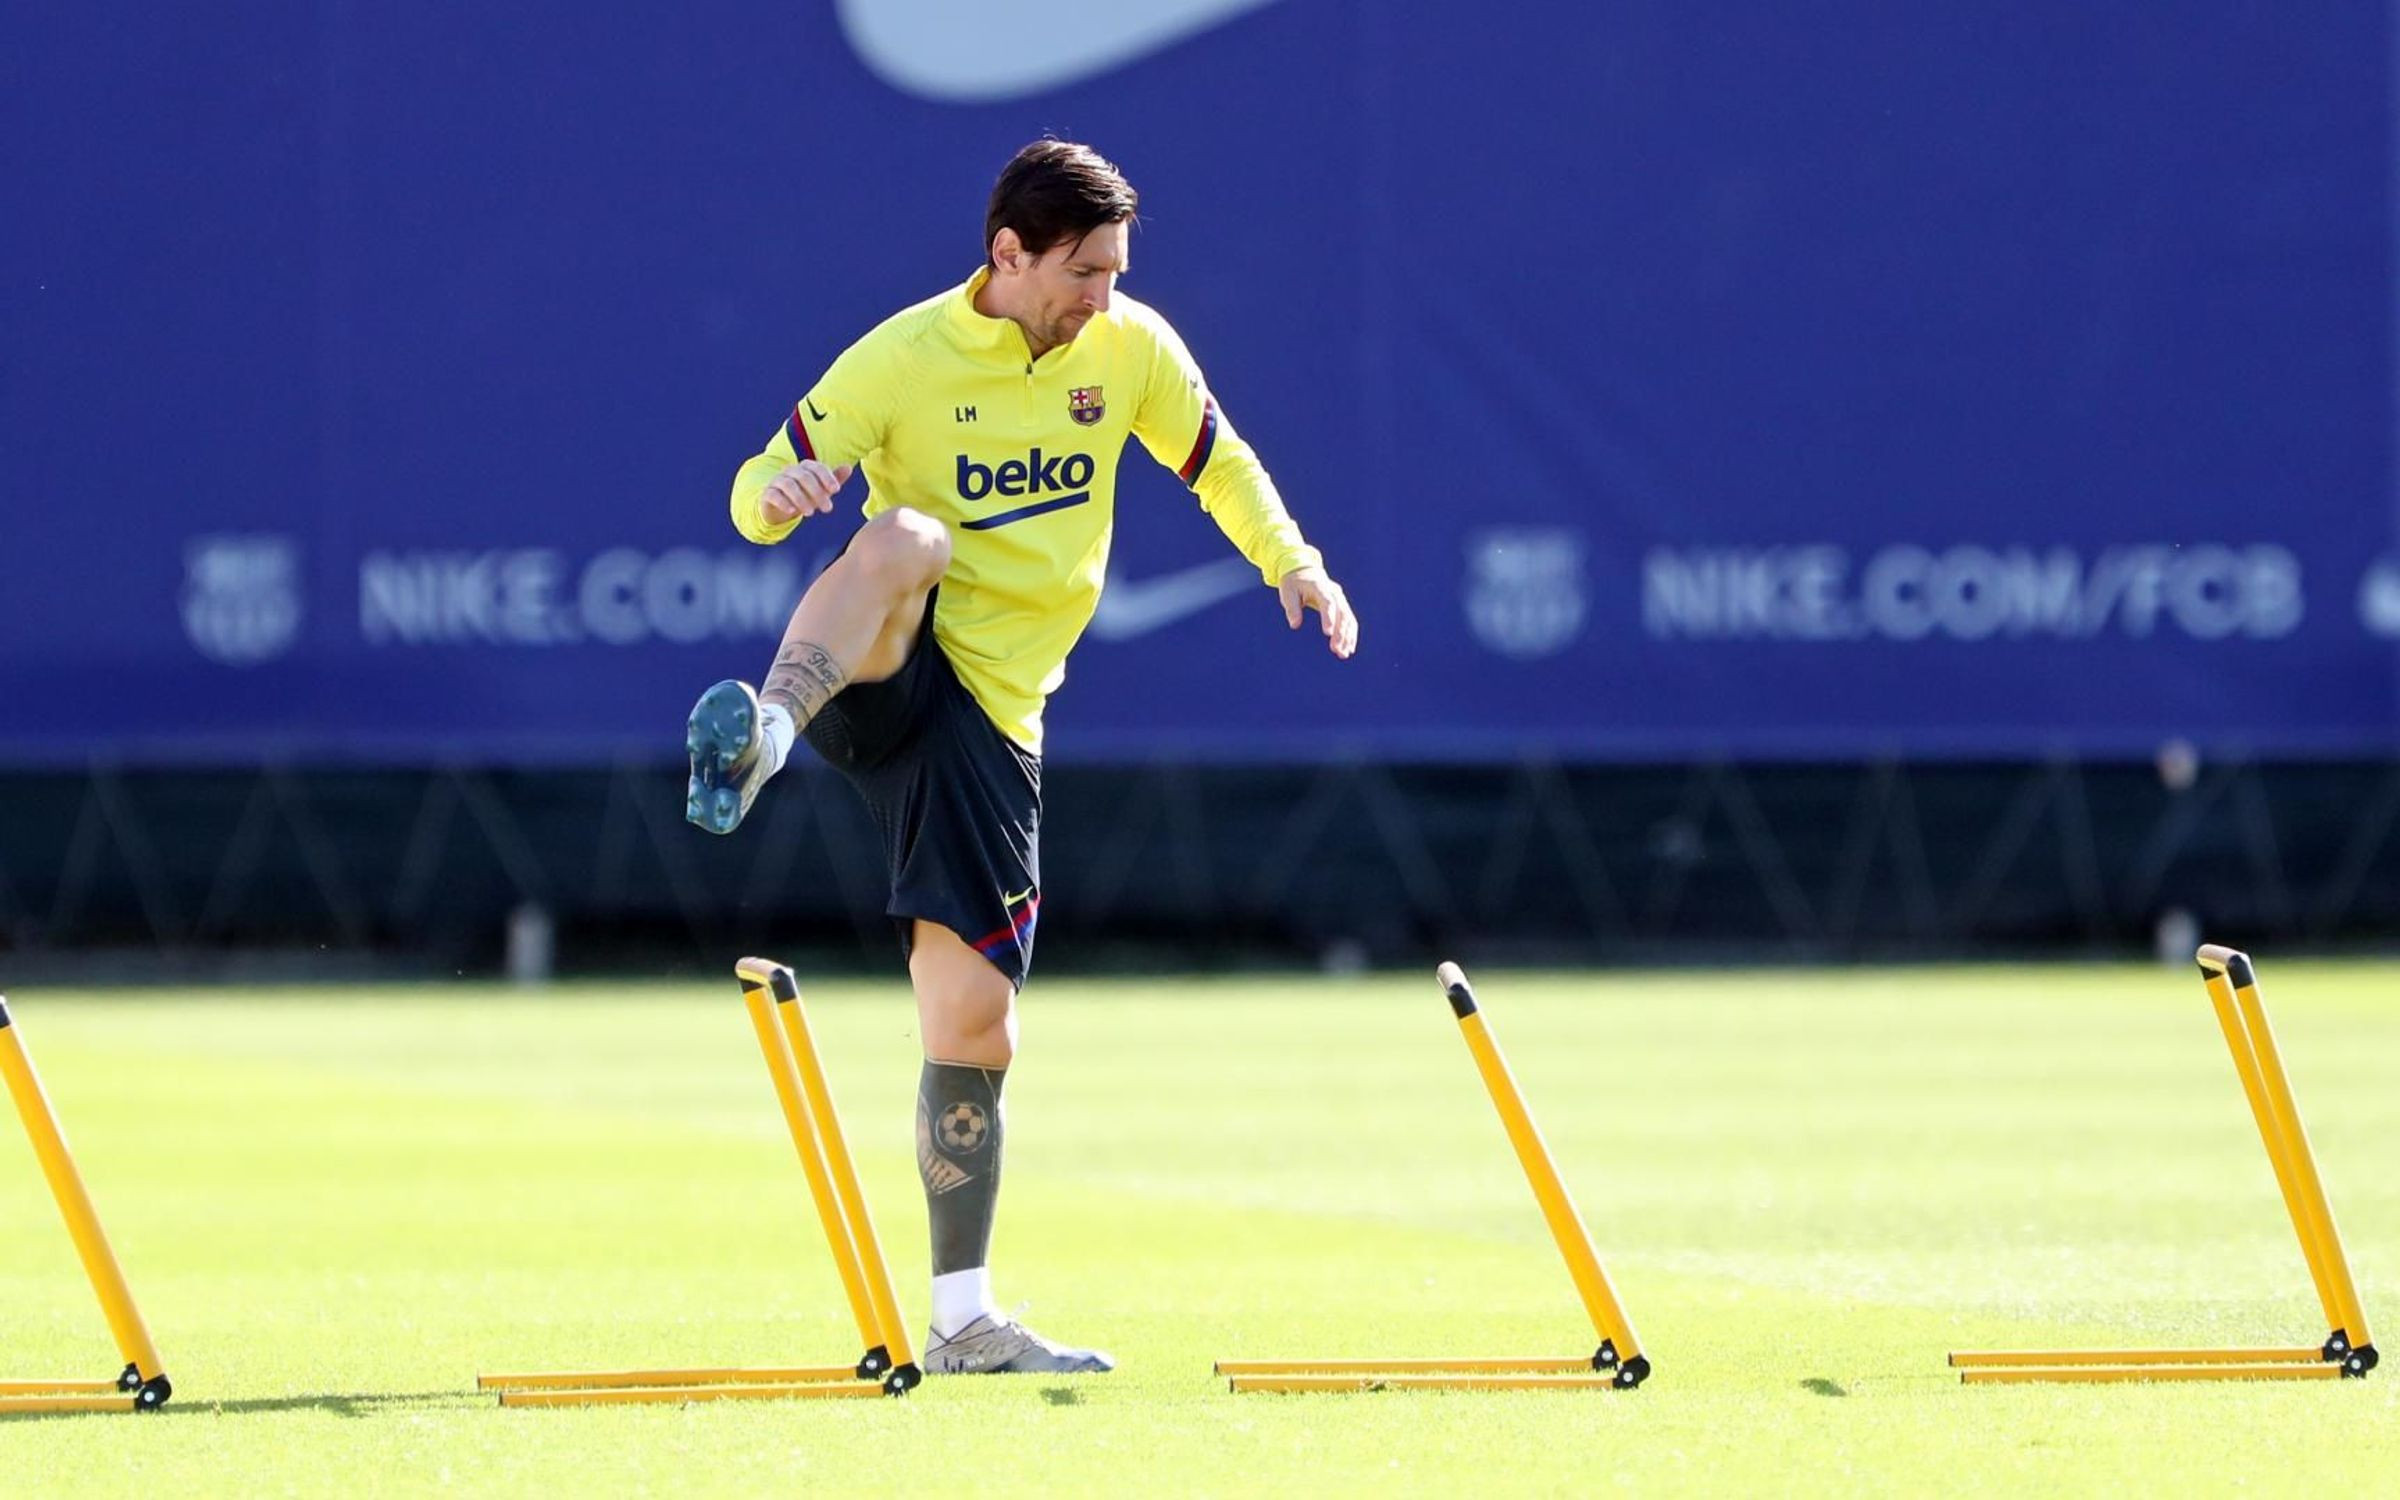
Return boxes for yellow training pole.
[1949,1347,2322,1368]
[2210,947,2375,1363]
[473,962,916,1404]
[499,1381,886,1408]
[2195,953,2342,1340]
[0,1392,161,1414]
[766,964,921,1390]
[1960,1363,2341,1386]
[479,1365,861,1391]
[0,1378,130,1394]
[1215,1356,1601,1376]
[1229,1372,1632,1393]
[735,960,884,1371]
[0,996,170,1411]
[1437,963,1646,1385]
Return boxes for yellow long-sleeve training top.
[730,267,1322,754]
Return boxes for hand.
[1278,565,1359,660]
[760,460,854,527]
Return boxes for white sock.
[930,1267,998,1338]
[757,701,796,778]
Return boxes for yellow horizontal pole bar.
[1230,1373,1629,1393]
[479,1366,860,1391]
[499,1382,886,1408]
[0,1393,142,1415]
[1961,1363,2341,1386]
[0,1378,127,1395]
[1216,1357,1598,1376]
[1949,1347,2324,1368]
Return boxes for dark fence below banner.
[3,757,2397,981]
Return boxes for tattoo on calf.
[760,641,847,723]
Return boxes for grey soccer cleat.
[923,1314,1116,1375]
[684,679,769,835]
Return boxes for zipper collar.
[946,267,1037,367]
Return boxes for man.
[683,139,1358,1375]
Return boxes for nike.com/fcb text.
[1643,544,2302,642]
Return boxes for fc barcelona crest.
[1068,386,1105,426]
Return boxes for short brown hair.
[985,140,1139,266]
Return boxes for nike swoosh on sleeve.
[837,0,1285,102]
[1088,558,1259,642]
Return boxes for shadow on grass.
[1040,1387,1084,1406]
[1799,1378,1849,1398]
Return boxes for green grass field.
[4,963,2396,1495]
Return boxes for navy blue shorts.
[801,594,1042,987]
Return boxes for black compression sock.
[917,1058,1005,1275]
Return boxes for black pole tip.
[736,958,801,1001]
[1436,962,1476,1017]
[2194,944,2256,987]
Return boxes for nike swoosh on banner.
[837,0,1285,102]
[1088,558,1258,642]
[2362,559,2400,637]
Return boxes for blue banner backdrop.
[2,2,2391,763]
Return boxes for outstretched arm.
[1129,309,1360,659]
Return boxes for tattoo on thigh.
[761,641,848,722]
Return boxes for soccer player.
[683,140,1358,1374]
